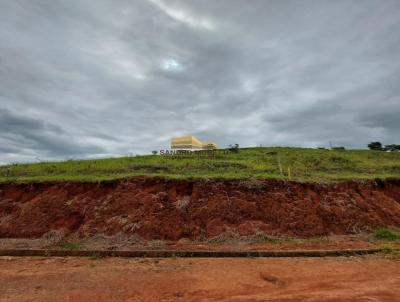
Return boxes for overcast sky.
[1,0,399,163]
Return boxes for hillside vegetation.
[0,147,399,183]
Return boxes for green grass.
[0,147,399,183]
[374,228,400,241]
[377,246,400,259]
[54,241,84,250]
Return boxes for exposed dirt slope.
[0,178,400,240]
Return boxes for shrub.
[228,144,239,153]
[368,142,383,151]
[384,144,400,152]
[374,228,400,240]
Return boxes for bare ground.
[0,256,399,302]
[1,178,400,240]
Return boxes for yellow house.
[171,136,218,150]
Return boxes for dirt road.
[0,256,399,302]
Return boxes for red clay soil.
[0,177,400,240]
[1,256,400,302]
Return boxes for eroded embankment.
[0,178,400,240]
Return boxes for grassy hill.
[0,147,399,183]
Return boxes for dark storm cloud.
[0,0,399,163]
[0,109,105,162]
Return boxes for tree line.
[368,142,400,151]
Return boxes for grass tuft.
[378,245,400,259]
[374,228,400,241]
[247,233,280,244]
[55,241,84,250]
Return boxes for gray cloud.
[0,109,105,162]
[1,0,400,163]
